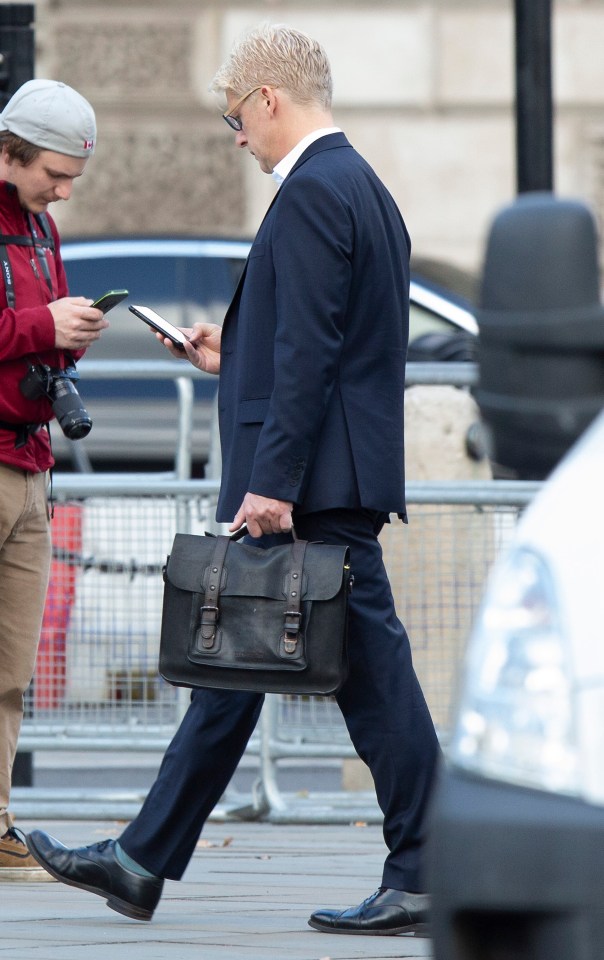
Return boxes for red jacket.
[0,181,77,472]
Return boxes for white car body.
[449,409,604,804]
[428,410,604,960]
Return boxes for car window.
[409,302,460,342]
[63,249,246,408]
[65,256,243,344]
[408,302,477,362]
[64,254,245,362]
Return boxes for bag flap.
[165,533,349,601]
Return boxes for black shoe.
[26,830,163,921]
[308,886,430,935]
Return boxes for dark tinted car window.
[63,248,246,408]
[65,254,244,319]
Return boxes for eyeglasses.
[222,86,263,131]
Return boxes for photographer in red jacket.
[0,80,107,879]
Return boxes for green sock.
[115,841,157,878]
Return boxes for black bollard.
[475,192,604,480]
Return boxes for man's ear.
[261,85,278,117]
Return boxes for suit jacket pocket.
[238,396,270,423]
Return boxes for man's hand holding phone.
[182,322,222,374]
[156,321,222,375]
[130,304,222,374]
[50,296,110,351]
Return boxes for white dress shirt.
[272,127,342,187]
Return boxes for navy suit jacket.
[215,132,410,523]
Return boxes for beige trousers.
[0,463,51,834]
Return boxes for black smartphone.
[128,304,189,350]
[91,289,129,314]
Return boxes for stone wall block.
[52,21,191,98]
[555,10,604,105]
[438,9,513,105]
[55,128,244,236]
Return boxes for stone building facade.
[29,0,604,275]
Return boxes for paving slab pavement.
[1,818,433,960]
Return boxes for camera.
[20,361,92,440]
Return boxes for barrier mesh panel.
[273,505,519,747]
[27,497,519,747]
[27,495,215,740]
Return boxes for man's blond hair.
[211,23,333,109]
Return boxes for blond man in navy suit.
[27,24,440,936]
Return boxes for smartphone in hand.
[129,304,189,350]
[91,289,129,314]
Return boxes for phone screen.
[129,304,189,349]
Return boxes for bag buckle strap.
[283,610,302,653]
[200,535,230,648]
[200,604,220,647]
[282,538,308,655]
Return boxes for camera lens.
[51,378,93,440]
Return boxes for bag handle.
[229,523,299,542]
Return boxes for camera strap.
[0,213,55,308]
[28,213,54,293]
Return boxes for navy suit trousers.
[119,508,440,892]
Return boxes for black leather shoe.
[308,886,430,935]
[26,830,163,921]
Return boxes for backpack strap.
[0,213,55,308]
[0,234,53,247]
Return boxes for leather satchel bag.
[158,529,352,695]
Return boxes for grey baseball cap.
[0,79,96,158]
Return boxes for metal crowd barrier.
[14,475,540,822]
